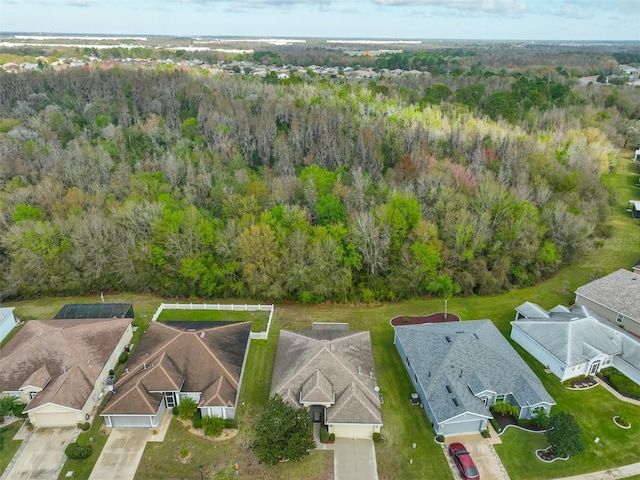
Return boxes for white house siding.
[510,326,567,380]
[178,392,201,404]
[611,357,640,386]
[105,402,166,428]
[200,406,235,419]
[329,423,379,439]
[575,296,640,337]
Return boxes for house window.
[616,314,624,324]
[496,394,505,402]
[29,392,37,400]
[405,356,410,366]
[413,374,418,383]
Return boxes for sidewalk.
[594,377,640,406]
[554,462,640,480]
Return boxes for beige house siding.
[83,323,134,421]
[575,296,640,336]
[29,404,80,427]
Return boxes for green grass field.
[0,422,23,476]
[5,157,640,480]
[156,307,270,331]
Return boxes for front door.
[165,392,176,408]
[589,360,601,376]
[312,410,322,423]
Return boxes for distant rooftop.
[575,269,640,322]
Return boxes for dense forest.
[0,46,639,301]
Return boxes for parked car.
[448,442,480,480]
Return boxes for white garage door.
[442,419,484,435]
[33,411,78,427]
[108,415,153,428]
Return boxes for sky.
[1,0,638,41]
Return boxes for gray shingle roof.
[394,321,555,425]
[575,269,640,322]
[512,303,640,369]
[271,329,382,425]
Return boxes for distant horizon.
[1,1,637,42]
[2,31,639,44]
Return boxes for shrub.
[118,351,128,364]
[600,368,640,400]
[492,401,519,417]
[172,406,179,416]
[12,403,26,418]
[65,442,93,460]
[490,418,502,433]
[533,408,550,428]
[77,421,90,431]
[178,397,198,420]
[179,448,190,459]
[224,418,237,429]
[320,426,329,442]
[329,433,335,442]
[481,428,491,438]
[373,432,382,442]
[202,416,225,437]
[191,413,202,429]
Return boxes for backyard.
[3,156,640,480]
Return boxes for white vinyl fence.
[151,303,274,339]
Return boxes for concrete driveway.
[3,427,76,480]
[88,429,149,480]
[444,433,510,480]
[333,438,378,480]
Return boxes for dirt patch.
[177,418,238,442]
[391,312,460,326]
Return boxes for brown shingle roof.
[103,321,251,415]
[0,318,131,410]
[301,370,334,404]
[271,329,382,425]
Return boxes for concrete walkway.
[2,427,76,480]
[594,377,640,406]
[444,432,510,480]
[88,429,150,480]
[554,462,640,480]
[333,438,378,480]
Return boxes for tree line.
[0,65,628,301]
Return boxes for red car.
[448,442,480,480]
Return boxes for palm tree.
[427,274,460,319]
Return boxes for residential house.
[101,321,251,428]
[270,323,382,439]
[0,307,17,343]
[574,269,640,336]
[633,149,640,162]
[628,200,640,219]
[511,302,640,385]
[0,318,133,427]
[394,320,555,436]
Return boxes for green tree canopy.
[546,412,584,458]
[252,394,315,465]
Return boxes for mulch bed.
[493,413,545,432]
[391,312,460,326]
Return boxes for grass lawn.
[495,343,640,479]
[0,421,23,475]
[57,412,111,480]
[135,415,333,480]
[156,308,270,332]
